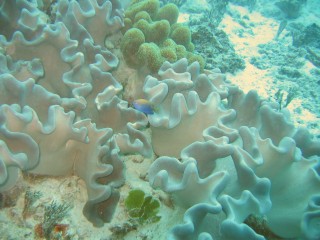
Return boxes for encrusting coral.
[0,0,319,239]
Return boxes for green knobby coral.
[175,44,187,59]
[121,0,205,73]
[122,18,133,33]
[161,39,187,60]
[121,28,145,67]
[161,47,178,62]
[134,19,170,44]
[124,189,161,224]
[149,20,171,43]
[156,3,179,25]
[188,53,206,71]
[134,11,152,23]
[125,0,160,21]
[137,42,164,72]
[170,24,192,50]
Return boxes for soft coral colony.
[0,0,319,239]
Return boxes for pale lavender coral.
[0,54,44,81]
[2,22,87,98]
[0,100,125,226]
[149,135,272,239]
[150,126,320,239]
[0,74,81,122]
[143,58,238,157]
[147,59,320,239]
[56,0,124,47]
[73,119,125,227]
[239,127,320,238]
[0,0,46,40]
[0,0,152,226]
[0,103,86,191]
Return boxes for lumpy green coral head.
[157,3,179,25]
[161,47,177,62]
[134,11,152,23]
[125,0,160,21]
[188,53,205,71]
[175,44,187,59]
[120,0,202,73]
[133,19,150,36]
[137,42,163,73]
[134,19,170,44]
[120,28,145,67]
[122,18,133,33]
[146,20,170,44]
[170,24,192,49]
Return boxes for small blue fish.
[132,99,154,115]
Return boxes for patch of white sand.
[221,4,279,98]
[221,4,319,135]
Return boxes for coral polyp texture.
[0,0,320,239]
[120,0,204,73]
